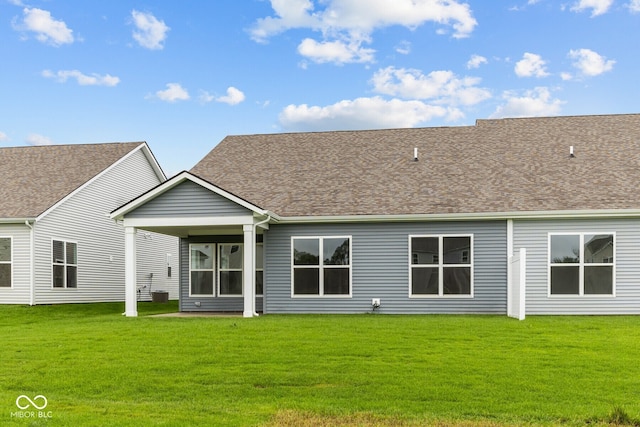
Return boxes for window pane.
[584,266,613,294]
[256,244,264,270]
[293,268,319,294]
[550,266,579,294]
[220,271,243,295]
[411,237,438,265]
[0,264,11,287]
[324,268,349,294]
[584,234,614,264]
[66,242,77,264]
[53,240,64,263]
[323,238,349,265]
[550,235,579,263]
[53,265,65,288]
[411,267,438,295]
[191,271,213,295]
[293,239,319,265]
[443,237,471,264]
[191,244,213,270]
[443,267,471,295]
[256,271,263,295]
[220,245,243,270]
[66,266,77,288]
[0,238,10,262]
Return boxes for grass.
[1,303,640,426]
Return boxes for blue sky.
[1,0,638,175]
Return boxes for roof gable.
[190,113,640,218]
[0,142,154,220]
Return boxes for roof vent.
[413,147,418,162]
[569,145,575,158]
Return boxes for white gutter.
[25,220,35,306]
[252,214,271,317]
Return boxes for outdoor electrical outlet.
[372,298,381,307]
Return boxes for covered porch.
[110,172,273,318]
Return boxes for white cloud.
[466,54,487,69]
[514,52,549,77]
[0,131,8,142]
[570,0,614,16]
[42,70,120,86]
[568,48,615,76]
[371,67,491,106]
[250,0,477,64]
[395,40,411,55]
[560,72,573,81]
[131,10,170,50]
[26,133,53,146]
[154,83,189,102]
[629,0,640,12]
[279,96,457,132]
[491,87,564,118]
[14,7,74,46]
[216,87,246,105]
[297,38,375,64]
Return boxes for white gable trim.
[37,143,161,222]
[110,171,269,220]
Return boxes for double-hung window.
[410,235,473,297]
[549,233,614,296]
[256,243,264,296]
[292,236,351,296]
[0,237,11,288]
[219,244,243,296]
[53,240,77,288]
[190,243,215,296]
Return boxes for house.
[111,113,640,318]
[0,142,178,305]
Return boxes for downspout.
[25,220,35,306]
[252,214,271,317]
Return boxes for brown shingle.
[0,142,143,219]
[190,113,640,217]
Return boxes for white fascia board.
[0,217,36,224]
[110,171,269,220]
[276,209,640,224]
[138,142,167,182]
[38,143,152,222]
[122,215,255,228]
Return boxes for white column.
[124,226,138,317]
[243,224,255,318]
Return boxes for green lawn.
[1,303,640,426]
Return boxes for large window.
[219,244,243,296]
[53,240,77,288]
[190,244,215,296]
[549,233,614,296]
[410,235,472,297]
[0,237,11,288]
[292,236,351,296]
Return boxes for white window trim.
[189,243,216,298]
[256,242,264,297]
[0,236,12,289]
[409,234,474,299]
[548,232,616,298]
[51,239,78,289]
[291,236,352,298]
[218,243,244,297]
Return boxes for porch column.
[243,224,255,318]
[124,226,138,317]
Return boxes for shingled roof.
[0,142,145,219]
[190,113,640,218]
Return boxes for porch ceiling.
[134,224,265,238]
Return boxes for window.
[52,240,77,288]
[0,237,11,288]
[256,243,264,296]
[190,244,215,296]
[549,233,614,296]
[219,244,243,296]
[410,235,472,297]
[292,236,351,296]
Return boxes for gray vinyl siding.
[264,221,507,314]
[32,148,178,304]
[513,218,640,314]
[179,235,263,312]
[127,180,251,218]
[0,224,32,304]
